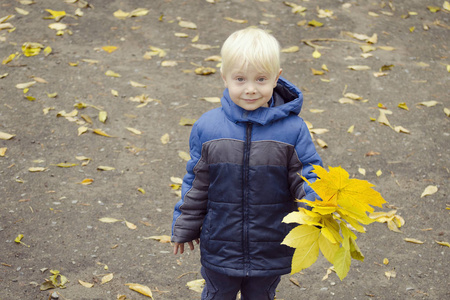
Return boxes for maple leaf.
[283,165,387,280]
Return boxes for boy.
[172,27,322,300]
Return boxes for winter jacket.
[171,76,323,277]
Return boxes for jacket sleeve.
[288,120,323,207]
[171,122,209,243]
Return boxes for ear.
[221,72,228,88]
[273,68,282,88]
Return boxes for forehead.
[227,63,271,76]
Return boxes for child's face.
[222,64,282,111]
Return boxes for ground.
[0,0,449,299]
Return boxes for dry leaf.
[161,133,170,144]
[398,102,409,110]
[171,177,183,184]
[316,138,328,148]
[404,238,424,244]
[16,81,36,89]
[418,101,438,107]
[344,93,362,100]
[347,125,354,133]
[376,170,382,177]
[101,273,114,284]
[199,97,221,103]
[358,168,366,176]
[138,188,145,194]
[29,167,46,172]
[161,60,178,67]
[312,50,321,58]
[93,129,114,137]
[144,235,171,243]
[125,283,153,299]
[394,126,410,134]
[444,107,450,117]
[195,67,216,75]
[79,178,94,185]
[383,258,389,265]
[186,279,205,293]
[0,131,15,140]
[179,118,196,126]
[224,17,248,24]
[98,111,107,123]
[178,151,190,161]
[385,270,396,279]
[44,9,66,21]
[421,185,438,198]
[0,147,7,157]
[125,220,137,230]
[435,241,450,247]
[99,217,121,223]
[308,19,323,27]
[281,46,299,53]
[97,166,115,171]
[348,65,371,71]
[105,70,121,78]
[102,46,118,53]
[130,81,146,88]
[78,280,94,288]
[178,20,197,29]
[126,127,142,135]
[377,110,392,127]
[78,126,88,136]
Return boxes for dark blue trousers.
[201,267,281,300]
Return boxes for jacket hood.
[221,76,303,126]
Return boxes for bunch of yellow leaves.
[282,165,386,280]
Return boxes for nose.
[245,82,256,94]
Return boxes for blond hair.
[220,27,281,76]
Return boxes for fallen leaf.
[126,127,142,135]
[179,118,196,126]
[16,81,36,89]
[281,46,299,53]
[186,279,205,293]
[99,217,121,223]
[347,125,354,133]
[178,151,190,161]
[178,20,197,29]
[358,168,366,176]
[224,16,248,24]
[199,97,221,103]
[78,178,94,185]
[383,258,389,265]
[344,93,362,100]
[102,46,118,53]
[99,111,107,123]
[0,147,7,157]
[29,167,46,172]
[161,60,178,67]
[78,280,94,288]
[312,49,321,58]
[78,126,88,136]
[309,109,324,113]
[418,101,438,107]
[376,170,382,177]
[404,238,424,244]
[421,185,438,198]
[97,166,115,171]
[377,110,391,127]
[93,129,114,137]
[138,188,145,194]
[385,270,396,279]
[175,32,189,38]
[394,126,410,134]
[348,65,371,71]
[111,90,119,97]
[105,70,121,77]
[48,23,67,31]
[161,133,170,144]
[144,235,171,243]
[125,220,137,230]
[316,138,328,148]
[171,177,183,184]
[130,80,147,88]
[444,108,450,117]
[398,102,409,110]
[0,132,15,140]
[101,273,114,284]
[311,68,324,75]
[55,163,78,168]
[126,283,153,298]
[195,67,216,75]
[308,19,323,27]
[435,241,450,247]
[130,8,149,17]
[113,9,130,19]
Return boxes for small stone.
[51,291,59,299]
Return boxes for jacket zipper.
[243,122,252,277]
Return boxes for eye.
[257,77,266,82]
[236,77,244,82]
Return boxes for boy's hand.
[173,239,199,255]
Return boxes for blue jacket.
[172,77,322,277]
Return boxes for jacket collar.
[221,76,303,126]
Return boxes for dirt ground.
[0,0,449,299]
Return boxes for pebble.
[320,287,329,291]
[51,292,59,299]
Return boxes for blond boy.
[172,27,322,300]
